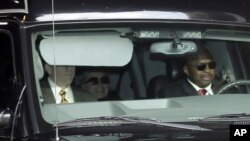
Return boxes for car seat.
[147,58,185,98]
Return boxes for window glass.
[31,27,250,124]
[238,42,250,78]
[0,32,13,109]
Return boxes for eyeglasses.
[194,61,216,71]
[85,76,110,85]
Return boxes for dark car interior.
[112,38,250,100]
[0,32,15,109]
[65,37,250,102]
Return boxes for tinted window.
[0,32,13,109]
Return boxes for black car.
[1,0,250,140]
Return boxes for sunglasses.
[194,61,216,71]
[189,61,216,71]
[85,76,110,85]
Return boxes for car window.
[31,27,250,124]
[238,42,250,77]
[0,32,14,109]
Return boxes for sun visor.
[39,32,133,66]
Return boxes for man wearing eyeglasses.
[159,42,227,97]
[80,70,120,101]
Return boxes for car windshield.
[31,26,250,124]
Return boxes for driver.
[159,42,228,97]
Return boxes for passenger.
[40,64,96,104]
[80,71,120,101]
[159,42,226,97]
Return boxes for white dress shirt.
[48,78,75,104]
[187,79,214,95]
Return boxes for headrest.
[167,59,185,80]
[147,75,169,98]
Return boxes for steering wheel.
[216,79,250,94]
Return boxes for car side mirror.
[0,108,13,129]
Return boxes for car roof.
[24,0,250,24]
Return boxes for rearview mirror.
[150,40,197,55]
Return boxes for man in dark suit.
[40,64,97,104]
[159,42,226,98]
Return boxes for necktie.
[59,89,68,103]
[198,89,207,96]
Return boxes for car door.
[0,0,29,139]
